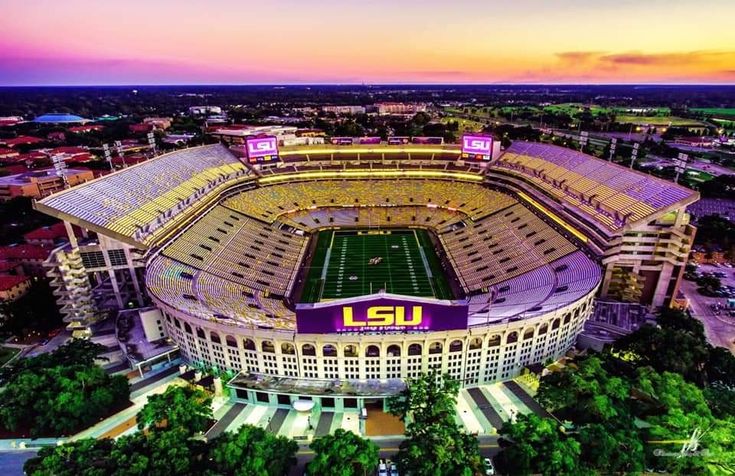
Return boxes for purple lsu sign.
[245,135,279,163]
[461,134,493,159]
[296,297,468,334]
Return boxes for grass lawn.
[0,346,20,366]
[691,108,735,118]
[614,115,705,126]
[440,116,487,131]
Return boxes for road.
[679,268,735,352]
[0,450,38,475]
[289,435,500,475]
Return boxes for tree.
[0,340,129,437]
[0,280,62,338]
[307,429,378,476]
[535,356,630,424]
[24,438,118,476]
[495,413,582,476]
[387,372,459,427]
[388,373,483,476]
[576,423,645,474]
[137,385,212,434]
[208,424,297,476]
[697,274,723,296]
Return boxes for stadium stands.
[38,144,248,245]
[496,141,695,230]
[223,180,515,224]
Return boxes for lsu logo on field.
[342,305,423,327]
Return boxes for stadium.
[35,135,698,407]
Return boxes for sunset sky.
[1,0,734,85]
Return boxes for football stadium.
[35,135,699,407]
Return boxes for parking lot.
[681,263,735,351]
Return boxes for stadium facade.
[35,140,697,404]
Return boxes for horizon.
[2,0,735,86]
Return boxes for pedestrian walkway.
[502,381,554,420]
[206,403,247,439]
[455,380,542,434]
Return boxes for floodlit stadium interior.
[34,140,698,402]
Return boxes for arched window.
[449,340,463,352]
[488,335,501,347]
[523,328,534,340]
[302,344,316,356]
[281,343,295,355]
[428,342,443,354]
[365,345,380,357]
[552,318,561,330]
[387,344,401,357]
[261,341,275,353]
[506,332,518,344]
[344,345,357,358]
[322,344,337,357]
[564,313,572,324]
[184,322,193,334]
[196,328,206,339]
[408,343,422,356]
[538,324,548,335]
[210,331,221,344]
[243,339,256,351]
[469,337,482,350]
[225,335,237,347]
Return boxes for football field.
[301,229,453,303]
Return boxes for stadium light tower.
[51,154,69,188]
[630,142,640,169]
[674,153,689,184]
[608,138,617,162]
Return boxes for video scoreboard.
[461,134,493,161]
[244,135,279,164]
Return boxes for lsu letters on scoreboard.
[295,294,468,333]
[461,134,493,161]
[245,135,280,164]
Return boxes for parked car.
[483,457,495,475]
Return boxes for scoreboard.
[461,134,493,161]
[245,135,279,164]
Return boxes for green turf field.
[301,229,453,303]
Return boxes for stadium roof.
[33,113,91,124]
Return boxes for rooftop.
[0,275,30,292]
[0,167,90,186]
[33,113,91,124]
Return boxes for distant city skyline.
[1,0,734,85]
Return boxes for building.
[0,244,53,277]
[0,275,31,302]
[143,117,173,130]
[376,102,428,115]
[207,125,325,147]
[189,106,223,116]
[322,105,366,115]
[33,113,92,124]
[68,125,104,134]
[24,222,80,246]
[0,167,94,201]
[0,136,44,148]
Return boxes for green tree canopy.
[307,429,378,476]
[0,340,129,437]
[496,413,582,476]
[388,373,483,476]
[136,385,212,434]
[208,424,297,476]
